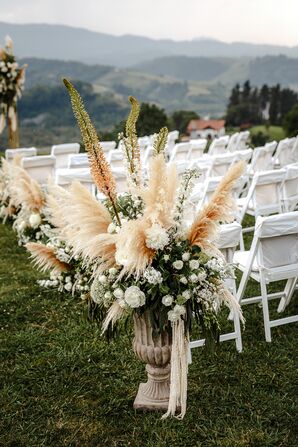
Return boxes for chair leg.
[260,276,272,342]
[277,277,297,313]
[233,311,243,353]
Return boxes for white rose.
[107,222,117,234]
[113,288,124,299]
[179,276,188,285]
[189,259,200,270]
[162,295,173,306]
[98,275,107,284]
[189,273,198,283]
[29,213,41,229]
[182,252,190,261]
[182,290,191,300]
[65,276,72,283]
[197,271,207,281]
[124,286,146,308]
[173,304,186,315]
[173,260,183,270]
[168,310,181,322]
[109,267,118,276]
[64,282,72,292]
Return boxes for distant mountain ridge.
[1,21,298,67]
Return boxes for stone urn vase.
[133,311,171,411]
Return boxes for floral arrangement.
[0,156,91,299]
[26,79,244,418]
[0,35,26,147]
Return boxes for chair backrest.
[112,168,127,193]
[255,212,298,270]
[5,147,37,162]
[273,138,290,167]
[196,175,244,209]
[226,132,239,152]
[170,142,191,162]
[101,141,116,152]
[55,168,95,194]
[51,143,80,169]
[236,131,250,151]
[239,169,286,221]
[108,150,124,168]
[217,222,242,263]
[282,164,298,211]
[234,148,253,164]
[67,153,89,169]
[208,136,229,156]
[209,153,236,177]
[21,155,56,185]
[189,139,207,159]
[250,144,276,173]
[290,137,298,164]
[142,145,154,168]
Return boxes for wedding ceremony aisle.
[0,220,297,447]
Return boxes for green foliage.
[0,221,297,446]
[170,110,199,134]
[136,103,168,137]
[283,103,298,137]
[226,81,298,127]
[250,125,285,144]
[251,131,269,147]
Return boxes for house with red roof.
[187,119,226,139]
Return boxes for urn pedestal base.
[133,312,172,412]
[133,364,170,411]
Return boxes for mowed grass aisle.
[0,222,297,447]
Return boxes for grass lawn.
[0,221,297,447]
[250,126,286,142]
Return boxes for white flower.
[109,267,118,276]
[189,259,200,270]
[65,276,72,283]
[124,286,146,308]
[104,291,112,300]
[115,248,129,267]
[113,288,124,299]
[98,275,107,284]
[182,290,191,300]
[182,252,190,261]
[197,271,207,281]
[189,273,198,283]
[173,260,183,270]
[174,304,186,315]
[143,267,162,284]
[162,295,173,306]
[18,220,27,232]
[145,224,169,250]
[163,254,170,261]
[29,213,41,229]
[64,282,72,292]
[107,222,117,234]
[179,276,188,285]
[168,310,181,322]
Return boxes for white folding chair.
[51,143,80,169]
[208,153,237,177]
[5,147,37,162]
[189,222,243,359]
[108,149,124,169]
[68,153,89,169]
[55,168,95,195]
[290,137,298,164]
[248,142,277,175]
[282,164,298,212]
[142,145,154,169]
[167,130,179,154]
[236,131,250,151]
[189,139,207,160]
[21,155,56,185]
[237,169,286,223]
[272,138,291,168]
[208,136,229,155]
[226,132,239,152]
[170,142,191,162]
[112,168,128,193]
[101,141,116,152]
[234,212,298,342]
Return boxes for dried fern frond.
[188,161,245,246]
[63,79,118,209]
[153,127,168,156]
[26,242,71,274]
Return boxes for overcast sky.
[0,0,297,46]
